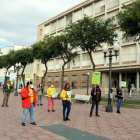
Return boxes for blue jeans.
[63,101,71,119]
[22,104,35,123]
[117,99,122,111]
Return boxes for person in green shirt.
[1,80,13,107]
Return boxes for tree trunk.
[88,51,96,88]
[61,64,65,91]
[41,62,48,84]
[21,65,26,88]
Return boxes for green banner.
[92,72,101,84]
[121,81,126,87]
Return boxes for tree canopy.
[51,34,77,90]
[65,15,117,71]
[116,0,140,41]
[32,36,56,83]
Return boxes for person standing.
[114,80,117,88]
[20,81,37,126]
[90,84,101,117]
[128,83,132,96]
[1,80,13,107]
[36,83,43,106]
[60,83,71,121]
[116,86,123,114]
[47,83,56,112]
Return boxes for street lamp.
[14,63,22,96]
[86,72,90,95]
[103,43,119,112]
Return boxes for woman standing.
[36,84,43,106]
[61,83,71,121]
[47,83,56,112]
[116,86,123,114]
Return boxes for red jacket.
[20,87,37,108]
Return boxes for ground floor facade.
[34,67,140,92]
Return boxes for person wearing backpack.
[90,84,101,117]
[116,86,123,114]
[60,83,71,121]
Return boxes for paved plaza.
[0,91,140,140]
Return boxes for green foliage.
[51,34,77,64]
[12,48,34,66]
[116,0,140,41]
[50,34,77,90]
[32,36,56,83]
[65,15,117,70]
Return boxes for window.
[63,76,67,82]
[37,64,39,70]
[51,21,57,32]
[73,10,81,22]
[66,14,72,25]
[55,76,59,82]
[58,18,64,29]
[95,0,105,14]
[82,75,88,82]
[107,0,119,9]
[72,75,77,82]
[45,25,50,34]
[84,4,93,16]
[48,76,51,82]
[8,72,10,75]
[40,29,42,35]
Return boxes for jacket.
[20,87,37,108]
[47,87,56,98]
[36,86,43,95]
[117,89,123,99]
[60,89,71,102]
[3,83,13,93]
[91,88,101,101]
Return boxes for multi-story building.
[37,0,139,91]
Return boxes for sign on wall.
[38,73,44,77]
[10,73,16,82]
[92,72,101,84]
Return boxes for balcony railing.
[82,60,91,67]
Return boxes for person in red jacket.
[20,81,37,126]
[90,84,101,117]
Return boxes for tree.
[116,0,140,41]
[12,48,34,87]
[32,36,56,84]
[2,50,16,82]
[51,34,77,90]
[65,15,117,72]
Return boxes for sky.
[0,0,83,48]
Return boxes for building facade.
[37,0,140,91]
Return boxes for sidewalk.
[0,90,140,140]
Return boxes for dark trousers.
[63,101,71,119]
[90,100,99,116]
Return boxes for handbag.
[62,100,67,106]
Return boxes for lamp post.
[14,63,22,96]
[102,43,119,112]
[86,72,89,95]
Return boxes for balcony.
[55,65,61,70]
[82,60,91,67]
[72,62,80,68]
[95,5,105,14]
[108,0,119,10]
[48,65,54,70]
